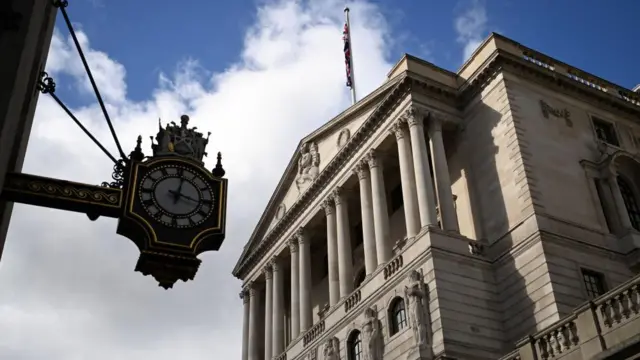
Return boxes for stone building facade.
[232,33,640,360]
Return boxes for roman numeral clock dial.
[138,165,215,228]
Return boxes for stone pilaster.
[334,187,354,297]
[429,116,459,232]
[263,265,273,360]
[354,160,377,274]
[289,238,300,338]
[391,120,421,237]
[271,259,285,355]
[322,198,340,306]
[367,150,392,265]
[240,288,250,360]
[297,228,313,332]
[405,107,438,227]
[248,283,260,360]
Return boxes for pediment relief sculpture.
[323,336,339,360]
[295,142,320,194]
[337,128,351,148]
[362,306,384,360]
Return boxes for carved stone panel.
[337,128,351,148]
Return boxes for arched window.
[348,330,363,360]
[388,297,408,336]
[354,268,366,289]
[618,177,640,230]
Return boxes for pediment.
[237,76,403,266]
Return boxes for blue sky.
[63,0,639,104]
[1,1,639,359]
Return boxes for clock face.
[138,165,215,228]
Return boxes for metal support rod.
[53,0,127,160]
[49,92,119,165]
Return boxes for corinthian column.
[429,116,459,232]
[334,187,354,297]
[297,228,313,332]
[240,288,250,360]
[248,283,260,360]
[289,238,300,338]
[322,198,340,306]
[354,160,377,274]
[391,120,421,237]
[367,150,392,265]
[272,259,284,355]
[405,107,438,227]
[263,265,273,360]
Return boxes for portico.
[237,106,459,360]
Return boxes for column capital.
[332,186,349,206]
[428,113,443,133]
[321,198,335,215]
[270,258,281,272]
[403,106,426,128]
[295,227,309,244]
[263,263,273,279]
[240,288,250,303]
[288,237,299,253]
[366,149,383,169]
[353,160,370,180]
[247,282,258,297]
[390,120,408,140]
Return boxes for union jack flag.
[342,22,353,88]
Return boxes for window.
[593,117,619,146]
[581,269,607,299]
[390,184,403,212]
[348,330,363,360]
[389,297,408,336]
[618,176,640,231]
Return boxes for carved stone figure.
[404,270,430,349]
[362,307,384,360]
[275,203,286,220]
[295,142,320,192]
[323,336,339,360]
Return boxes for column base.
[406,345,433,360]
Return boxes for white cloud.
[454,0,488,61]
[0,0,393,359]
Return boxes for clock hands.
[168,189,199,203]
[172,178,185,204]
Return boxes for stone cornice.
[234,49,640,279]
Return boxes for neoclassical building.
[232,33,640,360]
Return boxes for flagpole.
[344,6,357,105]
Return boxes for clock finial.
[212,152,225,178]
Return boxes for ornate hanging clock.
[116,115,228,289]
